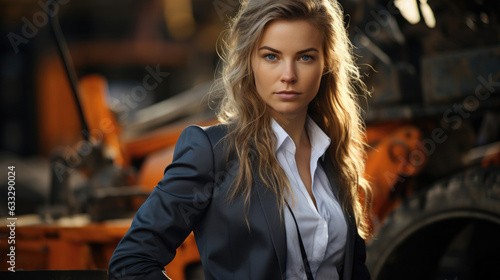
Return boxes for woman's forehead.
[257,19,324,52]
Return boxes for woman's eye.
[300,55,313,61]
[265,54,277,60]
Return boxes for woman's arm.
[108,126,216,280]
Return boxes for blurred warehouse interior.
[0,0,500,279]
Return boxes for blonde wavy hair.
[214,0,372,238]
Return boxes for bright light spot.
[480,12,489,24]
[420,0,436,28]
[465,16,476,31]
[395,0,436,28]
[395,0,420,24]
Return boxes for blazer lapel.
[254,174,287,279]
[322,156,356,280]
[205,125,287,278]
[248,154,355,279]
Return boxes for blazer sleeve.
[108,125,215,280]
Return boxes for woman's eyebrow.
[297,48,319,54]
[258,46,319,54]
[258,46,281,53]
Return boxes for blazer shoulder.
[198,124,231,174]
[200,124,229,144]
[180,124,228,141]
[182,124,230,154]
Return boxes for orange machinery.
[1,54,216,279]
[0,52,431,279]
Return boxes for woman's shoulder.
[201,123,229,140]
[177,124,231,172]
[179,123,229,149]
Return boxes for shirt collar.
[306,116,331,162]
[271,116,331,160]
[272,118,295,154]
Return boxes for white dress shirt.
[272,117,347,280]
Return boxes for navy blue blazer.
[108,125,370,280]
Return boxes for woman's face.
[251,19,325,121]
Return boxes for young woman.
[109,0,372,279]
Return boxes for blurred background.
[0,0,499,279]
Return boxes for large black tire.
[366,167,500,280]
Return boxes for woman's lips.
[274,90,301,100]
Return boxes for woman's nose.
[280,62,297,84]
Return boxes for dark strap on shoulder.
[286,201,314,280]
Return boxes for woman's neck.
[273,112,309,149]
